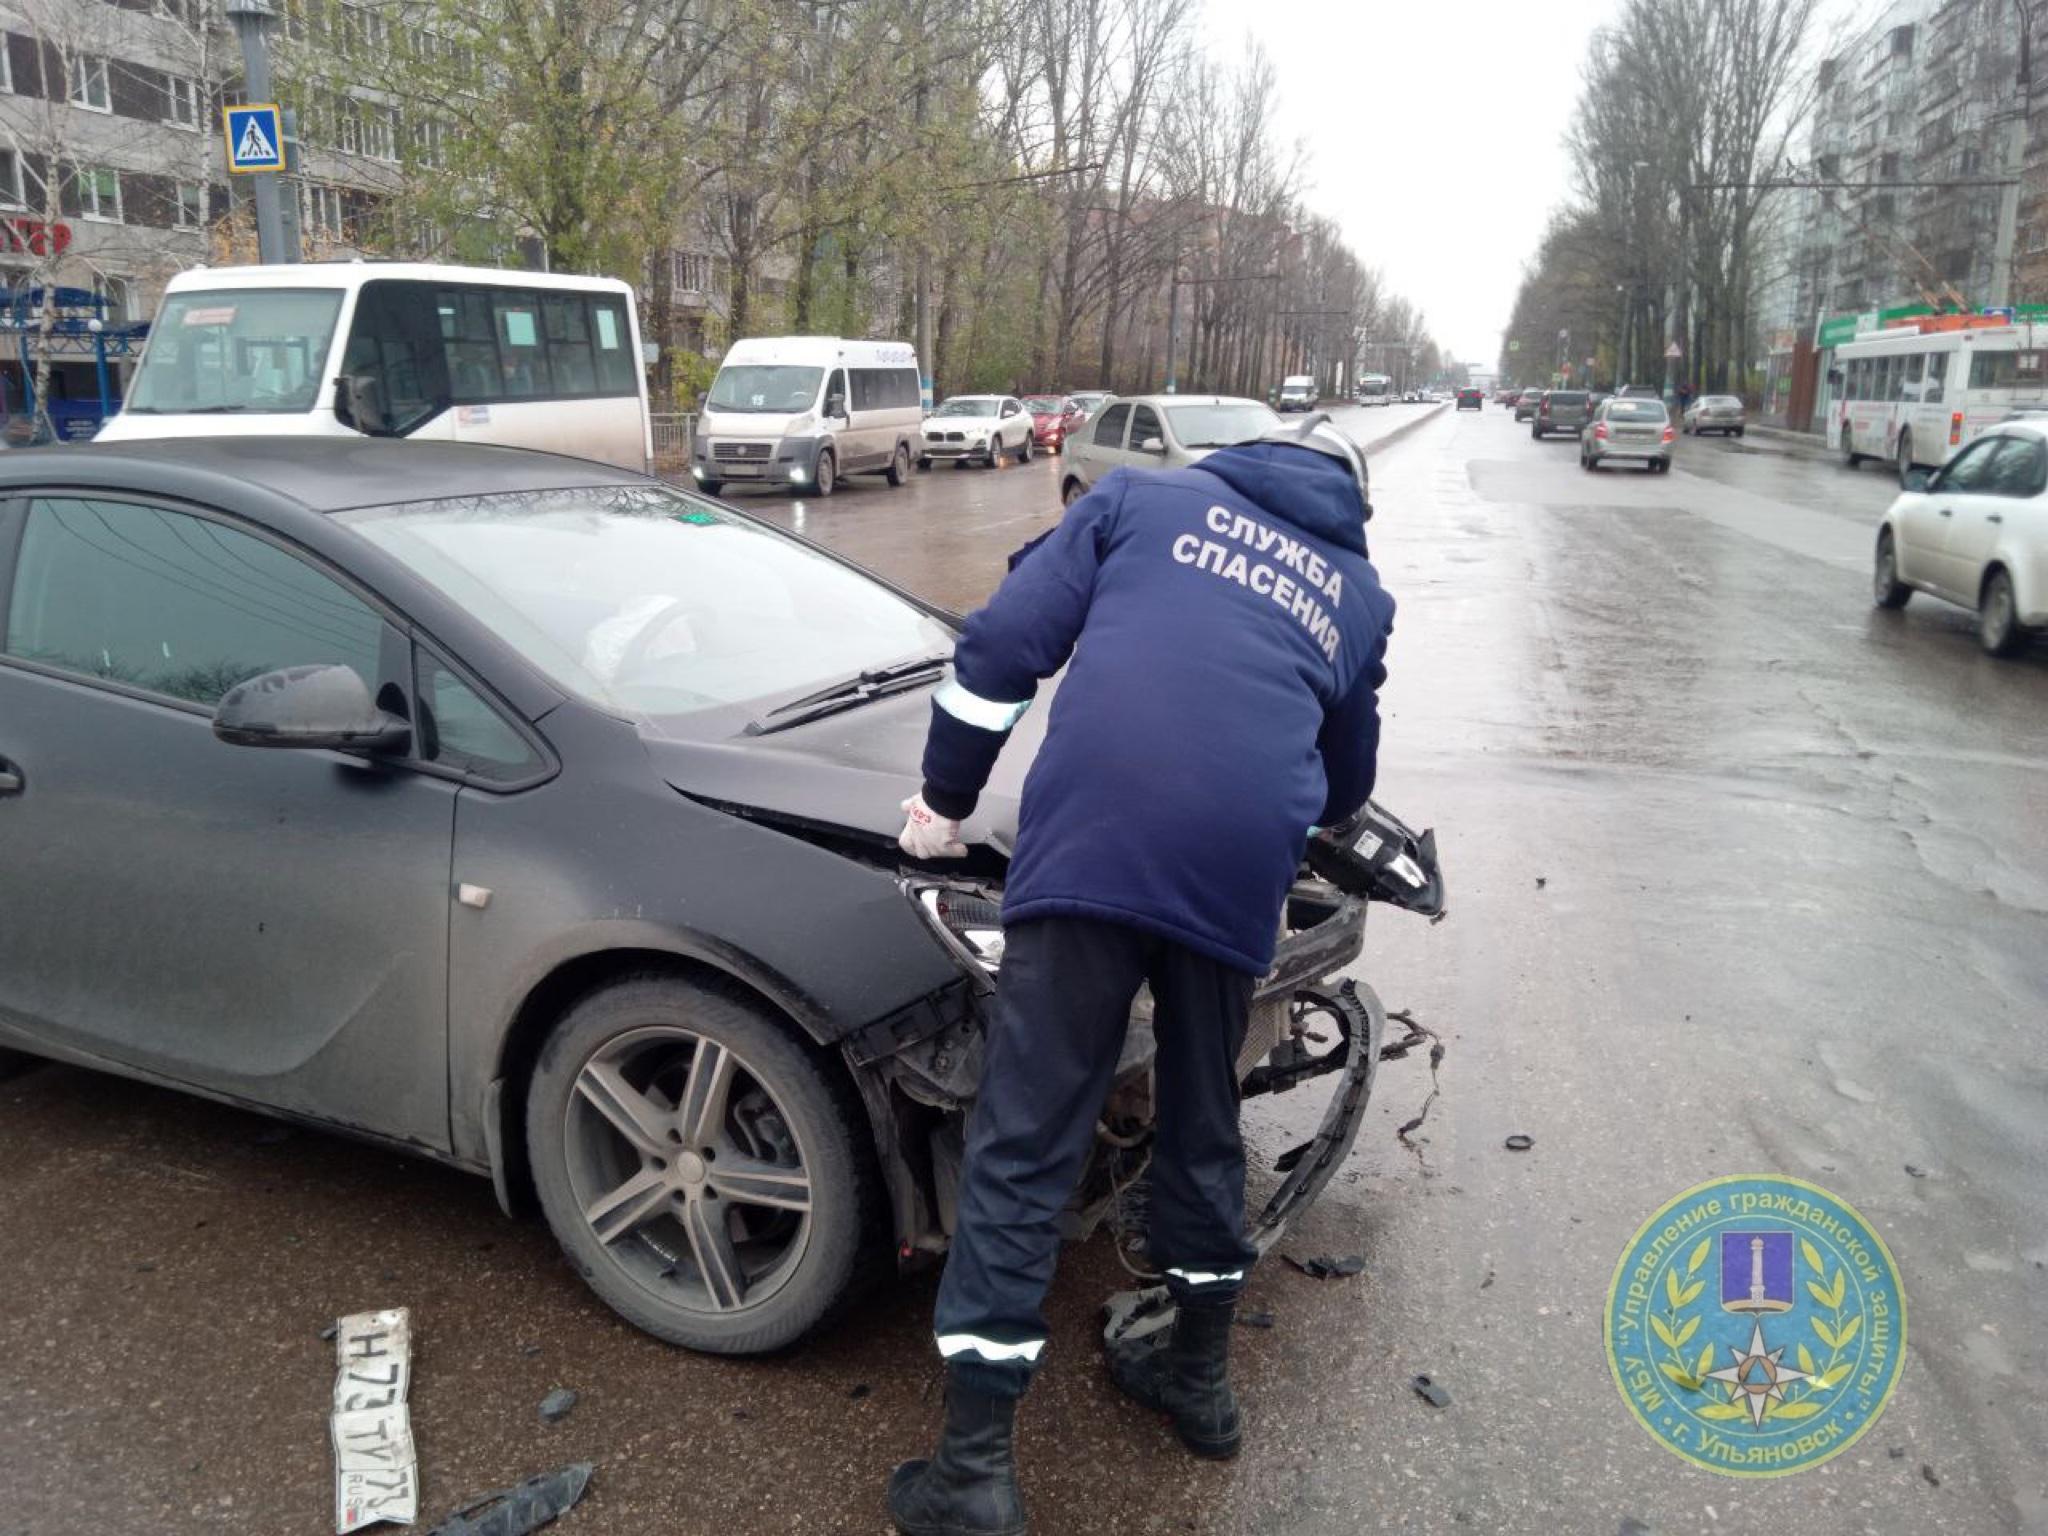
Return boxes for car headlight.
[910,884,1005,978]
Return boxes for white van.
[1278,374,1317,412]
[691,336,922,496]
[100,262,652,471]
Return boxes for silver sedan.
[1682,394,1747,437]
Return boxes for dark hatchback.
[0,439,1434,1354]
[1455,388,1484,411]
[1532,390,1591,439]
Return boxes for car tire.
[526,973,879,1355]
[1016,430,1032,464]
[1735,427,1745,438]
[1873,529,1911,610]
[917,456,932,472]
[983,441,1002,469]
[1842,427,1861,469]
[1895,431,1914,489]
[1061,477,1087,508]
[812,449,836,497]
[886,441,910,487]
[1979,567,2026,657]
[698,478,724,497]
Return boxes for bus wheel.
[1895,431,1914,488]
[1841,427,1861,469]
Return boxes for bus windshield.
[126,289,343,414]
[708,365,824,413]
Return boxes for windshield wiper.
[745,654,951,737]
[175,404,255,414]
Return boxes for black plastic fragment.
[1236,1311,1276,1329]
[1504,1134,1535,1152]
[848,1382,872,1400]
[1283,1253,1364,1281]
[425,1463,594,1536]
[1410,1373,1450,1408]
[1904,1164,1927,1179]
[1272,1139,1314,1174]
[537,1388,578,1424]
[1921,1464,1940,1488]
[1618,1519,1651,1536]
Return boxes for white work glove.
[899,794,968,860]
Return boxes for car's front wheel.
[1062,476,1087,507]
[1016,429,1032,463]
[886,442,911,487]
[811,449,836,497]
[1873,530,1911,609]
[527,975,877,1354]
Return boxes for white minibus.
[100,263,652,471]
[1834,320,2046,484]
[691,336,922,496]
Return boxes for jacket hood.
[1191,441,1369,556]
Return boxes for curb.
[1739,423,1832,459]
[1356,402,1449,459]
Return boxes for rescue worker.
[887,414,1395,1535]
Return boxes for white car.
[919,394,1035,469]
[1874,421,2048,655]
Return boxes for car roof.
[0,436,645,515]
[1104,395,1266,409]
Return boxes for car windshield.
[706,365,823,413]
[1022,396,1066,413]
[1164,401,1280,447]
[1606,400,1669,421]
[1548,393,1588,405]
[125,288,343,414]
[934,397,1000,417]
[337,485,953,725]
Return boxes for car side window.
[1093,403,1131,448]
[1129,405,1165,454]
[1982,437,2048,498]
[414,653,545,784]
[1934,439,2001,493]
[2,496,384,707]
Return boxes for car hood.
[641,681,1053,856]
[926,415,1003,431]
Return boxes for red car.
[1022,394,1087,453]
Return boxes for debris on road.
[1905,1164,1928,1179]
[1535,876,1547,889]
[1283,1253,1365,1281]
[1410,1373,1450,1408]
[424,1463,593,1536]
[848,1383,872,1400]
[1100,1285,1175,1353]
[1235,1311,1276,1329]
[1504,1134,1535,1152]
[1922,1464,1941,1488]
[331,1308,418,1534]
[319,1322,340,1343]
[537,1388,578,1424]
[1618,1519,1652,1536]
[1384,1007,1447,1154]
[1889,1446,1906,1459]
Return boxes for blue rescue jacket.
[919,441,1395,975]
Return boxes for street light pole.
[225,0,288,265]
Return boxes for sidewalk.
[1737,422,1833,460]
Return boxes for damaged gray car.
[0,439,1442,1354]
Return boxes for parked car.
[1065,390,1113,421]
[1278,375,1318,412]
[1532,389,1592,440]
[919,394,1035,468]
[0,437,1449,1355]
[1512,389,1545,423]
[692,335,921,497]
[1874,422,2048,655]
[1058,394,1280,506]
[1580,395,1676,472]
[1683,394,1747,437]
[1021,394,1087,454]
[1456,387,1484,411]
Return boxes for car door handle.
[1986,513,2003,524]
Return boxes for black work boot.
[887,1369,1028,1536]
[1108,1300,1242,1459]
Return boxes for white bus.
[1834,320,2046,484]
[100,262,652,472]
[691,336,923,496]
[1357,373,1394,407]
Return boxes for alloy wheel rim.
[564,1025,813,1316]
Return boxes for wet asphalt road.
[4,401,2045,1535]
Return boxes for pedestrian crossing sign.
[223,104,284,174]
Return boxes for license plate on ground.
[332,1309,418,1532]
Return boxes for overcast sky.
[1198,0,1625,365]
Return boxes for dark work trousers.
[933,915,1260,1399]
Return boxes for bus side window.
[1924,352,1945,404]
[542,294,596,394]
[440,288,502,402]
[492,293,549,397]
[343,281,450,430]
[1902,352,1924,402]
[590,298,636,394]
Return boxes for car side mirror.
[1902,467,1933,493]
[334,372,388,435]
[824,394,846,419]
[1137,436,1165,454]
[213,664,411,754]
